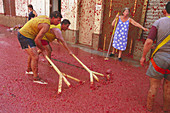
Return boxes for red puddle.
[0,25,165,112]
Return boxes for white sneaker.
[25,71,33,74]
[33,80,48,85]
[26,71,39,75]
[33,77,48,85]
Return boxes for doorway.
[100,0,145,54]
[50,0,61,13]
[78,0,95,45]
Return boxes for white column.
[0,0,4,13]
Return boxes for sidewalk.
[0,25,164,113]
[70,44,141,67]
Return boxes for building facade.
[0,0,168,60]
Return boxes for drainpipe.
[141,0,150,39]
[9,0,11,15]
[44,0,46,15]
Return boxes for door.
[78,0,95,46]
[50,0,61,13]
[100,0,145,54]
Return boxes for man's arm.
[140,39,153,66]
[140,26,157,66]
[51,28,73,55]
[35,23,50,51]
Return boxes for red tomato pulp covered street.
[0,25,165,112]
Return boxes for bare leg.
[37,49,41,55]
[44,44,52,59]
[163,79,170,112]
[147,77,161,111]
[26,55,32,72]
[112,48,115,54]
[25,47,39,78]
[118,50,122,58]
[43,44,52,66]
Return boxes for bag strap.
[151,16,170,58]
[151,58,170,74]
[151,35,170,58]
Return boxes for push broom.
[104,12,119,60]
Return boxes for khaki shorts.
[146,54,170,81]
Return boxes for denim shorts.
[18,32,36,49]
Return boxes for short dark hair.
[165,2,170,14]
[61,19,71,25]
[28,4,33,9]
[122,7,130,13]
[50,11,62,18]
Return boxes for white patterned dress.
[112,17,130,51]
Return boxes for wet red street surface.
[0,25,165,113]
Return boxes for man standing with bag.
[140,2,170,112]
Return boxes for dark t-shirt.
[28,11,35,20]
